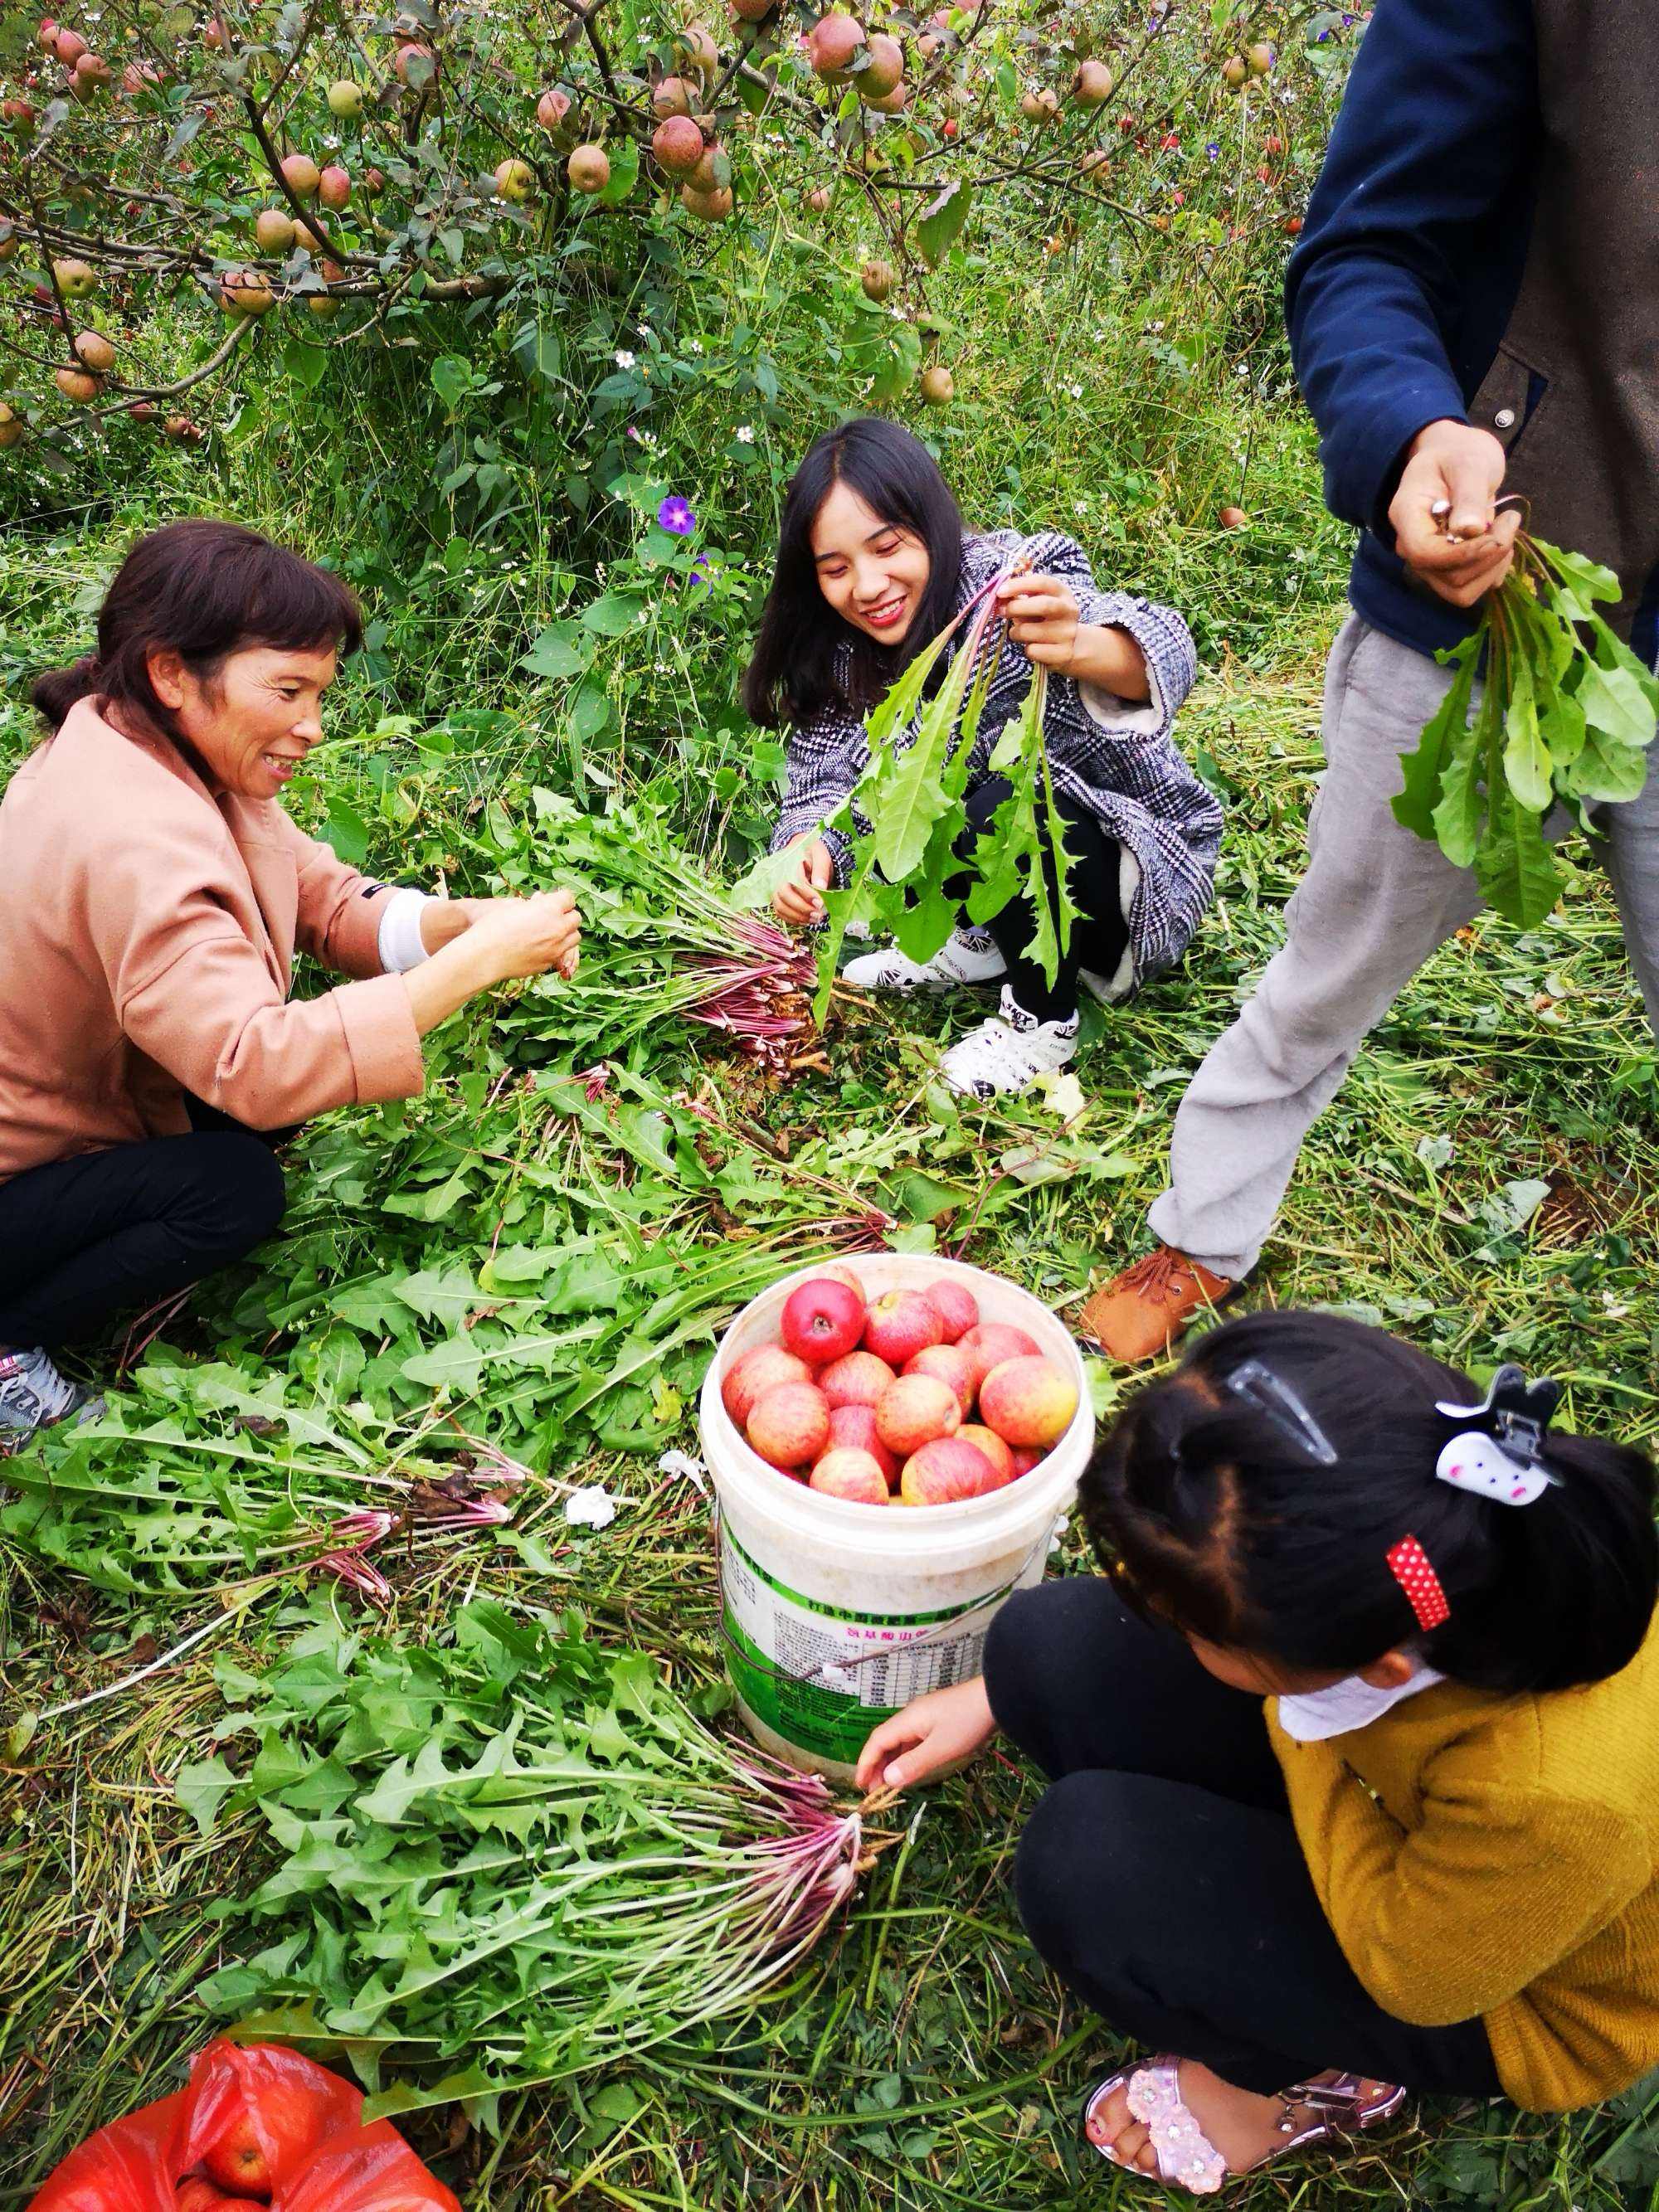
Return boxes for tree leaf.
[917,179,972,269]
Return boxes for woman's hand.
[996,573,1084,671]
[465,889,582,983]
[995,575,1151,698]
[854,1676,997,1793]
[773,834,834,926]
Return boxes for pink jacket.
[0,697,425,1184]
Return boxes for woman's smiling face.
[146,642,338,800]
[809,481,932,646]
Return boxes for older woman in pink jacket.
[0,519,581,1454]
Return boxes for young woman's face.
[148,642,338,800]
[809,481,932,647]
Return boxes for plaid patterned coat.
[768,528,1221,984]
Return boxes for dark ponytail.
[742,415,964,730]
[29,518,362,738]
[30,654,104,728]
[1080,1309,1657,1696]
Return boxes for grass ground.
[2,608,1657,2208]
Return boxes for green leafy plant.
[183,1597,876,2120]
[808,542,1081,1014]
[1394,536,1659,926]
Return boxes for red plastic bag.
[27,2041,460,2212]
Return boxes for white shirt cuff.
[377,887,432,975]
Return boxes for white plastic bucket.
[698,1252,1093,1782]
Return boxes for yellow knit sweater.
[1268,1607,1659,2112]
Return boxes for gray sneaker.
[0,1347,101,1456]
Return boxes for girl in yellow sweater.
[855,1310,1659,2195]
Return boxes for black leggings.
[0,1106,286,1352]
[951,775,1131,1023]
[982,1577,1503,2100]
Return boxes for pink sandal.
[1081,2059,1407,2196]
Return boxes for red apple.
[200,2079,324,2196]
[875,1373,961,1457]
[958,1320,1041,1392]
[956,1422,1014,1485]
[923,1279,979,1343]
[863,1288,945,1365]
[810,1447,890,1504]
[1010,1445,1045,1478]
[825,1403,901,1484]
[820,1349,896,1409]
[747,1382,831,1469]
[176,2184,239,2212]
[781,1275,867,1366]
[902,1342,975,1417]
[899,1434,1003,1505]
[722,1344,811,1427]
[979,1357,1079,1449]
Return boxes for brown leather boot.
[1078,1246,1238,1364]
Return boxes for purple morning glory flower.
[657,494,696,536]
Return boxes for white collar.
[1276,1664,1446,1743]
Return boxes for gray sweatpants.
[1149,614,1659,1282]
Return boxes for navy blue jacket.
[1286,0,1540,660]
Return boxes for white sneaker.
[940,986,1080,1099]
[844,926,1008,994]
[0,1347,101,1456]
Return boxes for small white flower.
[614,348,636,369]
[735,424,755,444]
[688,338,704,355]
[1074,499,1088,514]
[563,1483,618,1529]
[1068,382,1083,398]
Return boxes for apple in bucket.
[747,1382,831,1469]
[899,1434,1006,1505]
[863,1288,945,1365]
[819,1349,896,1408]
[824,1403,901,1483]
[980,1356,1079,1449]
[875,1373,961,1458]
[781,1275,866,1366]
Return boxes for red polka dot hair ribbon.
[1385,1534,1451,1631]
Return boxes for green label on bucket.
[720,1524,995,1766]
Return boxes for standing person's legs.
[1149,618,1486,1279]
[1082,618,1487,1359]
[1600,745,1659,1038]
[0,1131,286,1353]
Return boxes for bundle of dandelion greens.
[182,1597,878,2121]
[800,538,1082,1017]
[495,795,821,1075]
[1394,533,1659,926]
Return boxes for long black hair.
[742,416,965,730]
[1080,1310,1657,1696]
[31,518,362,737]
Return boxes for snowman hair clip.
[1434,1364,1564,1507]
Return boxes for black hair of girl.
[1080,1309,1657,1697]
[30,518,362,738]
[741,416,965,731]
